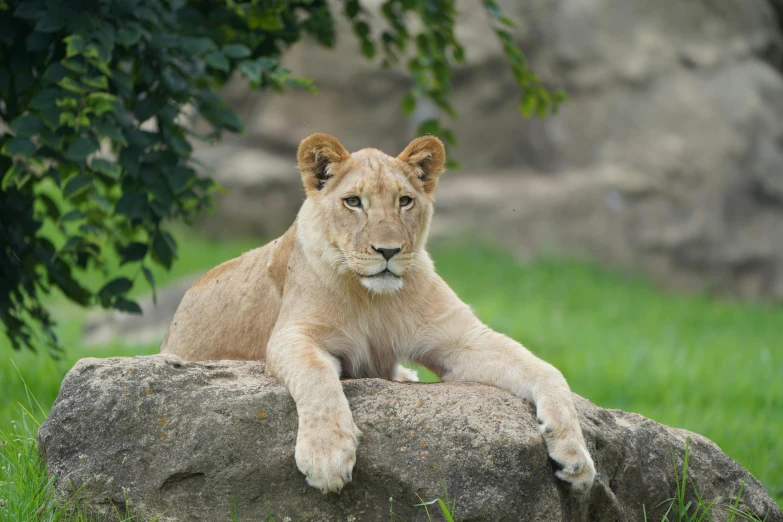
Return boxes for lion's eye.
[399,196,413,208]
[344,196,362,208]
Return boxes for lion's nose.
[372,246,401,261]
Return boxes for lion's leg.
[420,319,595,491]
[266,329,361,493]
[392,364,419,382]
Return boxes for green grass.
[1,235,781,518]
[642,437,767,522]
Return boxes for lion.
[161,133,596,493]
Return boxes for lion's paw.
[548,441,596,491]
[538,407,596,492]
[295,422,361,493]
[393,365,419,382]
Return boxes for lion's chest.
[324,305,419,379]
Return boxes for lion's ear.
[397,136,446,194]
[297,133,351,195]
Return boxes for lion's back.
[161,229,294,361]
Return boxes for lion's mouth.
[364,268,401,278]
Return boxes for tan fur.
[191,258,239,288]
[161,133,596,493]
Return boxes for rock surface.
[38,356,782,522]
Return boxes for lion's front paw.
[538,408,596,491]
[295,422,361,493]
[547,439,596,491]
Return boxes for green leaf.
[164,131,192,157]
[168,166,194,194]
[29,88,60,110]
[61,58,87,74]
[483,0,516,27]
[34,14,65,33]
[205,51,229,72]
[238,59,261,83]
[64,34,85,57]
[27,30,55,52]
[82,76,108,90]
[62,174,92,198]
[39,193,61,220]
[257,57,277,70]
[10,114,45,137]
[152,230,176,269]
[90,193,111,213]
[113,298,142,314]
[98,277,133,300]
[256,13,284,31]
[2,137,36,157]
[65,137,97,161]
[161,69,186,92]
[115,191,148,219]
[178,36,216,56]
[79,223,106,238]
[91,158,121,179]
[345,0,361,19]
[222,43,251,59]
[133,97,163,122]
[44,63,69,84]
[141,265,156,305]
[401,93,417,116]
[58,77,87,94]
[361,40,375,59]
[118,242,148,264]
[13,1,43,20]
[417,118,440,137]
[14,71,35,95]
[519,90,537,118]
[56,97,78,109]
[204,108,243,133]
[134,6,158,25]
[355,21,370,38]
[116,23,143,46]
[112,69,133,95]
[287,76,316,92]
[94,120,125,144]
[1,162,26,189]
[49,259,92,305]
[59,209,86,223]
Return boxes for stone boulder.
[38,356,782,522]
[192,141,304,240]
[433,164,783,300]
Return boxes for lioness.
[161,133,596,493]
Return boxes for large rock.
[433,162,783,300]
[38,356,782,522]
[192,142,304,240]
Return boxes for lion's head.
[296,133,446,295]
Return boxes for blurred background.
[2,0,782,506]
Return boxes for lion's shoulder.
[267,222,298,295]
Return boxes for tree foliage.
[0,0,562,356]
